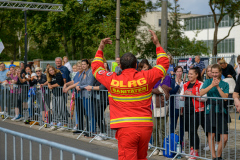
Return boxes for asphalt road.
[0,120,118,160]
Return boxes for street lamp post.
[161,0,168,52]
[115,0,120,59]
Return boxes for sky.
[150,0,212,15]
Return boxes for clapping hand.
[211,78,220,87]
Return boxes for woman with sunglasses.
[30,67,48,123]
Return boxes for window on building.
[203,38,235,53]
[184,15,234,31]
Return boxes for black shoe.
[73,130,82,134]
[83,132,93,138]
[213,157,224,160]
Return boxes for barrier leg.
[77,128,86,139]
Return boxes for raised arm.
[144,30,169,87]
[91,38,115,89]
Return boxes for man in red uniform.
[91,30,169,160]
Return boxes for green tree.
[209,0,240,56]
[0,9,24,60]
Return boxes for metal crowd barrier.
[0,127,115,160]
[1,83,240,160]
[0,84,116,141]
[161,94,238,160]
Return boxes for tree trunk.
[212,24,218,63]
[63,30,69,57]
[17,31,22,59]
[71,35,76,60]
[80,37,84,60]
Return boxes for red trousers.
[115,126,153,160]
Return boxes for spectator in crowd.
[76,59,96,137]
[115,57,122,75]
[180,67,205,160]
[167,53,175,78]
[217,58,221,65]
[219,58,236,81]
[0,63,9,114]
[46,66,66,131]
[169,66,184,144]
[85,80,108,141]
[24,65,37,119]
[55,57,71,83]
[63,56,73,73]
[152,74,171,156]
[17,65,33,119]
[234,55,240,80]
[16,66,29,121]
[203,65,221,151]
[43,63,50,74]
[200,64,229,160]
[30,67,48,123]
[63,61,83,133]
[233,64,240,112]
[138,59,152,71]
[206,65,213,79]
[104,62,110,72]
[9,60,16,69]
[20,62,25,72]
[194,55,205,77]
[9,66,18,83]
[1,71,12,115]
[11,68,22,121]
[70,64,77,80]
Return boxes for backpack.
[163,133,180,158]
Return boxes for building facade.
[182,14,239,57]
[140,12,240,57]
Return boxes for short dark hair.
[82,59,90,65]
[25,64,31,70]
[174,66,183,72]
[138,59,152,71]
[120,53,137,70]
[190,67,202,81]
